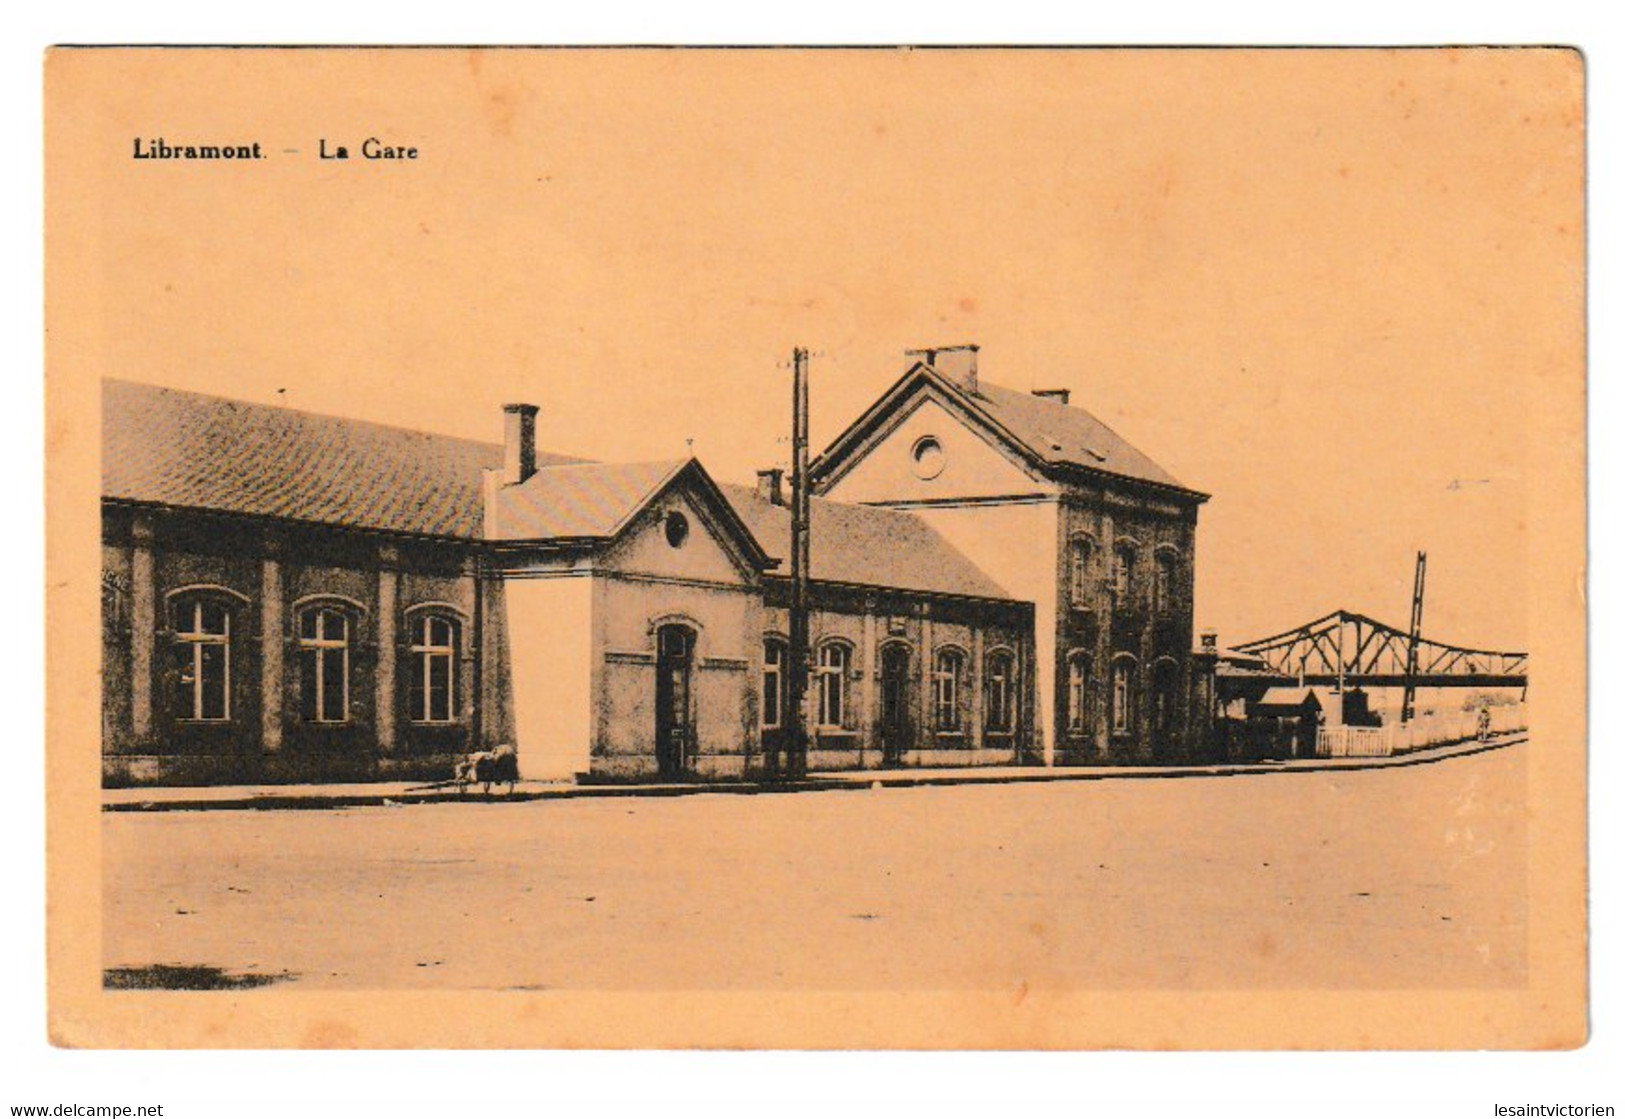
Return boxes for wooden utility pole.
[786,346,812,780]
[1401,550,1427,724]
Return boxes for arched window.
[1068,536,1094,604]
[1151,659,1180,737]
[1111,655,1138,736]
[299,606,352,723]
[762,638,787,729]
[985,649,1016,734]
[816,642,851,729]
[1113,542,1137,601]
[1066,651,1091,735]
[1154,549,1178,614]
[409,613,460,724]
[172,595,233,721]
[932,647,965,732]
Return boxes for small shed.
[1251,686,1327,720]
[1246,686,1329,759]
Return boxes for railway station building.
[100,346,1210,786]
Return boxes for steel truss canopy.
[1228,610,1528,689]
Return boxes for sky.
[55,47,1583,650]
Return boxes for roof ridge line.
[105,377,511,456]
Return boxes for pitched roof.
[490,460,689,540]
[811,361,1206,500]
[1255,686,1326,710]
[717,483,1014,601]
[967,379,1190,491]
[102,379,583,539]
[492,459,775,573]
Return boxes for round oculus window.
[664,510,690,548]
[911,436,945,480]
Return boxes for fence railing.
[1315,704,1527,758]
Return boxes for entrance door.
[879,644,912,765]
[655,624,695,778]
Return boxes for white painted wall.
[504,574,595,780]
[600,487,748,584]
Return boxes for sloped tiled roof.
[1255,686,1326,710]
[717,483,1014,601]
[491,460,688,540]
[102,379,583,539]
[811,361,1205,500]
[966,379,1190,491]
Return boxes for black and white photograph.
[25,32,1605,1117]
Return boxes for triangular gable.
[493,457,775,577]
[809,362,1050,495]
[811,361,1206,502]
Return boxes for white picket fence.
[1316,704,1527,759]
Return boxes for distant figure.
[1477,706,1493,742]
[455,744,519,796]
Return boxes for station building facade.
[101,346,1206,786]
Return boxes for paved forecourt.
[102,740,1528,992]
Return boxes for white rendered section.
[599,487,751,584]
[505,575,595,780]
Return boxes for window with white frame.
[409,613,460,724]
[1067,652,1091,735]
[762,639,786,729]
[816,643,849,729]
[933,647,965,732]
[985,649,1015,734]
[173,596,232,721]
[1111,656,1137,736]
[299,607,351,724]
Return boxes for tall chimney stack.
[906,343,979,395]
[502,403,539,486]
[755,467,786,506]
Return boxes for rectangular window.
[1114,545,1136,600]
[174,597,232,722]
[817,644,848,728]
[410,614,459,724]
[1112,660,1135,735]
[299,607,350,723]
[1069,539,1092,604]
[985,653,1014,733]
[1067,655,1090,734]
[1154,552,1176,614]
[762,641,784,729]
[933,650,963,732]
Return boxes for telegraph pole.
[784,346,812,780]
[1401,550,1427,724]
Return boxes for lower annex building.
[100,346,1212,785]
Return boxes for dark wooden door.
[655,625,694,777]
[879,644,911,765]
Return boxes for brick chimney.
[1032,388,1071,406]
[502,403,539,486]
[755,467,786,506]
[907,343,979,394]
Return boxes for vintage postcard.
[45,46,1586,1049]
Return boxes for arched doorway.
[655,624,696,778]
[879,643,912,766]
